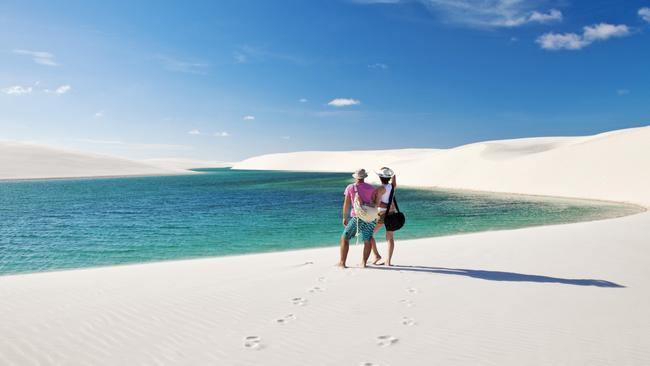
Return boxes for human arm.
[342,194,350,226]
[374,186,385,208]
[391,174,397,188]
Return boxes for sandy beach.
[1,126,649,365]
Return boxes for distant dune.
[140,158,233,170]
[235,126,650,206]
[0,140,190,180]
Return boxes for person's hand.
[342,218,348,226]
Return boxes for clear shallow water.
[0,168,641,276]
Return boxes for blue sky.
[1,0,649,161]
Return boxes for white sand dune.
[0,140,191,180]
[1,126,649,365]
[235,125,650,206]
[140,158,233,170]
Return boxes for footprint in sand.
[360,363,380,366]
[243,336,263,350]
[304,261,314,265]
[406,287,419,294]
[376,335,399,347]
[317,276,327,282]
[401,316,416,326]
[308,286,325,293]
[273,314,297,325]
[399,299,414,307]
[292,297,308,306]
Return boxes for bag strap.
[385,181,399,213]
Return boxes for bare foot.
[386,262,392,267]
[360,262,367,268]
[372,256,384,265]
[338,262,347,269]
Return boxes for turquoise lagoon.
[0,169,641,275]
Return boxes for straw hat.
[376,167,395,178]
[352,168,368,179]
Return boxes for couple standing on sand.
[339,167,398,268]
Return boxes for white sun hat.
[352,168,368,179]
[376,167,395,178]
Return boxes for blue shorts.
[342,217,376,242]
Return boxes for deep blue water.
[0,169,640,275]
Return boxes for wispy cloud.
[280,136,291,140]
[328,98,361,107]
[188,129,201,135]
[12,49,58,66]
[156,55,208,74]
[368,63,388,69]
[352,0,401,3]
[94,110,104,118]
[639,7,650,23]
[214,131,231,137]
[1,85,33,95]
[357,0,562,28]
[233,45,304,65]
[299,98,308,103]
[75,138,191,150]
[537,23,630,50]
[616,89,630,96]
[44,84,72,95]
[242,115,255,121]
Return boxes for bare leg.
[386,231,395,266]
[361,240,372,268]
[339,236,350,268]
[370,237,383,264]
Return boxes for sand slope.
[235,126,650,206]
[1,212,649,365]
[0,141,190,180]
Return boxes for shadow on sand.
[370,265,625,288]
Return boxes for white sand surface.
[1,126,649,365]
[0,140,191,180]
[235,126,650,206]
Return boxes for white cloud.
[299,98,308,103]
[537,32,587,50]
[12,49,58,66]
[188,129,201,135]
[156,55,208,74]
[45,85,71,94]
[617,89,630,96]
[1,85,33,95]
[359,0,562,28]
[94,110,104,118]
[242,115,255,121]
[583,23,630,41]
[53,85,71,95]
[368,63,388,69]
[214,131,231,137]
[328,98,361,107]
[526,9,562,23]
[281,136,291,140]
[639,7,650,23]
[537,23,630,50]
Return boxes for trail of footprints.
[244,262,420,359]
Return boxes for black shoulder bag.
[384,183,405,232]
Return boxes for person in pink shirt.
[339,168,378,268]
